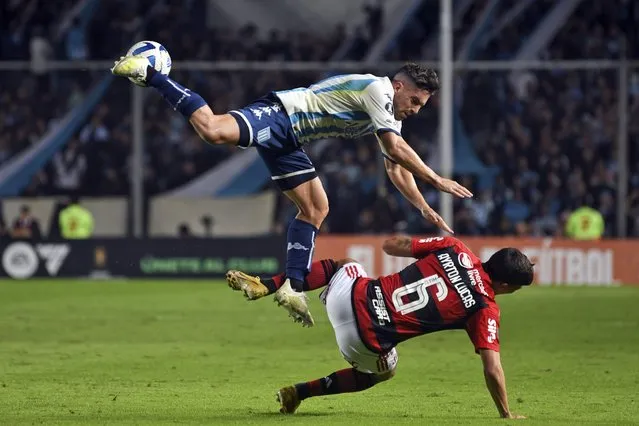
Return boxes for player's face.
[393,82,431,120]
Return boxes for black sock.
[295,368,378,400]
[289,277,304,292]
[145,65,157,83]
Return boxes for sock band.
[147,70,206,118]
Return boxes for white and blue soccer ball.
[126,40,172,83]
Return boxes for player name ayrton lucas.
[438,252,477,308]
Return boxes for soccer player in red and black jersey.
[226,235,534,419]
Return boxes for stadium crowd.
[1,0,638,237]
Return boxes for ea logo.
[2,242,39,279]
[458,252,474,269]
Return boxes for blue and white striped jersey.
[274,74,402,147]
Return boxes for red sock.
[295,368,377,400]
[262,259,337,294]
[303,259,337,291]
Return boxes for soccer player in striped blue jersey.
[111,57,473,327]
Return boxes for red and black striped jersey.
[352,236,501,354]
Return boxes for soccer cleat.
[226,270,269,300]
[273,279,314,327]
[110,56,150,87]
[276,386,301,414]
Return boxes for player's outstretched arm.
[479,349,526,419]
[378,131,473,198]
[382,235,413,257]
[384,159,454,234]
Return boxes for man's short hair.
[394,62,440,94]
[482,248,534,286]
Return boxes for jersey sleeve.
[361,79,402,136]
[465,305,501,354]
[411,236,459,258]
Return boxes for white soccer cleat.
[274,279,314,327]
[110,56,150,87]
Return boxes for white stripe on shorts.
[271,167,316,180]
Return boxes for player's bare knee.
[318,202,329,221]
[298,204,328,227]
[336,258,358,269]
[374,368,396,384]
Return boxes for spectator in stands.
[565,204,605,241]
[52,138,87,195]
[531,203,560,237]
[363,0,384,39]
[201,215,214,237]
[0,221,8,241]
[65,18,88,60]
[11,205,42,240]
[59,196,94,239]
[29,26,52,91]
[177,223,192,238]
[0,210,9,241]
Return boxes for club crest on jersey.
[257,127,271,143]
[458,252,474,269]
[385,102,393,115]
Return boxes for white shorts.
[324,262,399,375]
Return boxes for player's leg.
[267,177,328,325]
[275,261,398,413]
[226,258,353,300]
[281,177,329,291]
[277,367,396,414]
[111,57,240,146]
[242,146,325,326]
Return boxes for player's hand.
[421,206,454,235]
[435,178,473,198]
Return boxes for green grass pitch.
[0,280,638,425]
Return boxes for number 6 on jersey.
[391,274,448,315]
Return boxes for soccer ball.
[126,40,172,86]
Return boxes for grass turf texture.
[0,280,637,425]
